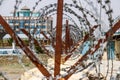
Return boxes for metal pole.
[65,20,70,54]
[54,0,64,78]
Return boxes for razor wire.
[0,0,119,80]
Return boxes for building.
[0,6,53,47]
[0,6,53,34]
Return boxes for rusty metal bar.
[54,0,64,78]
[0,15,52,78]
[20,29,52,58]
[65,20,70,54]
[70,38,73,48]
[63,20,120,80]
[40,31,50,40]
[67,21,71,52]
[64,25,98,61]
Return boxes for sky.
[0,0,120,17]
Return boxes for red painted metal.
[54,0,64,78]
[0,15,52,78]
[63,20,120,80]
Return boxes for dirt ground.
[0,54,49,80]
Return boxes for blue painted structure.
[81,41,90,55]
[107,41,115,59]
[80,40,115,59]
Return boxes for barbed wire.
[43,4,92,41]
[97,0,113,27]
[39,11,82,41]
[37,3,99,33]
[0,0,119,80]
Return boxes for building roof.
[21,6,30,10]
